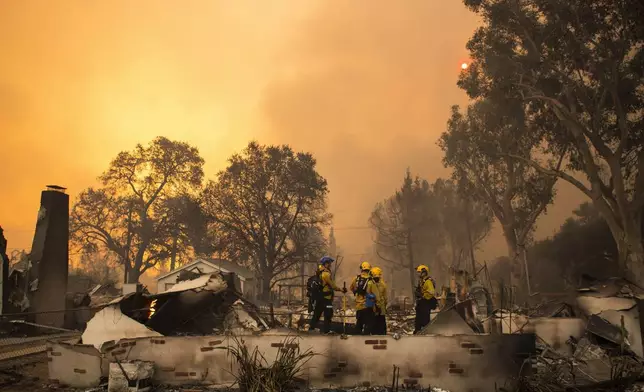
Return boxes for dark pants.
[355,308,374,335]
[310,298,333,333]
[373,314,387,335]
[414,298,432,334]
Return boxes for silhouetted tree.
[203,142,331,300]
[529,203,618,292]
[432,178,493,273]
[461,0,644,280]
[369,169,443,299]
[70,137,205,283]
[440,100,561,293]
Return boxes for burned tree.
[70,137,205,283]
[203,142,331,300]
[369,170,443,298]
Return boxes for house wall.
[48,333,535,391]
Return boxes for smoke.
[260,1,480,258]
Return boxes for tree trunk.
[502,224,523,291]
[169,233,178,271]
[617,238,644,284]
[127,265,141,284]
[261,270,272,301]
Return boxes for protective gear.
[372,276,388,335]
[318,264,326,272]
[370,267,383,278]
[414,275,437,334]
[365,293,376,308]
[350,272,375,311]
[352,274,371,297]
[320,256,335,265]
[416,265,429,274]
[415,276,436,301]
[360,261,372,271]
[319,265,344,301]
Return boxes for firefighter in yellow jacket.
[414,264,437,334]
[309,256,346,334]
[350,261,375,335]
[370,267,388,335]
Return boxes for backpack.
[307,274,323,300]
[353,275,370,296]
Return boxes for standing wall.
[48,333,535,392]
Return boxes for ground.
[0,355,400,392]
[0,354,57,392]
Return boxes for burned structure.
[2,185,70,328]
[49,270,536,392]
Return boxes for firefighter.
[413,264,437,334]
[309,256,346,334]
[350,261,375,335]
[306,265,325,314]
[370,266,388,335]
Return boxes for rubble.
[77,271,271,349]
[107,360,154,392]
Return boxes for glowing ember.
[148,299,157,318]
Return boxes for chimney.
[27,185,69,327]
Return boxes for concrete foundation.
[48,333,535,391]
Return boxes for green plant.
[224,335,316,392]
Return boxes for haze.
[0,1,584,267]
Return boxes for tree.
[439,100,562,293]
[203,141,331,300]
[529,202,619,292]
[432,178,493,274]
[72,250,121,286]
[369,169,443,299]
[70,137,205,283]
[157,194,215,271]
[460,0,644,280]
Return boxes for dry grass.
[223,335,316,392]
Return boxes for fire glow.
[149,299,158,318]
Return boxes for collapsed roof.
[81,271,269,350]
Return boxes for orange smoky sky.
[0,1,584,269]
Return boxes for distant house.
[155,258,256,298]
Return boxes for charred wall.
[28,188,69,327]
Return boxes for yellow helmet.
[318,264,325,272]
[360,261,371,271]
[416,265,429,273]
[371,267,383,278]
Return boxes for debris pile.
[80,271,270,350]
[498,277,644,391]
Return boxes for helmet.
[416,265,429,274]
[318,264,325,272]
[320,256,335,265]
[371,267,383,278]
[360,261,371,271]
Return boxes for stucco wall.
[48,333,534,391]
